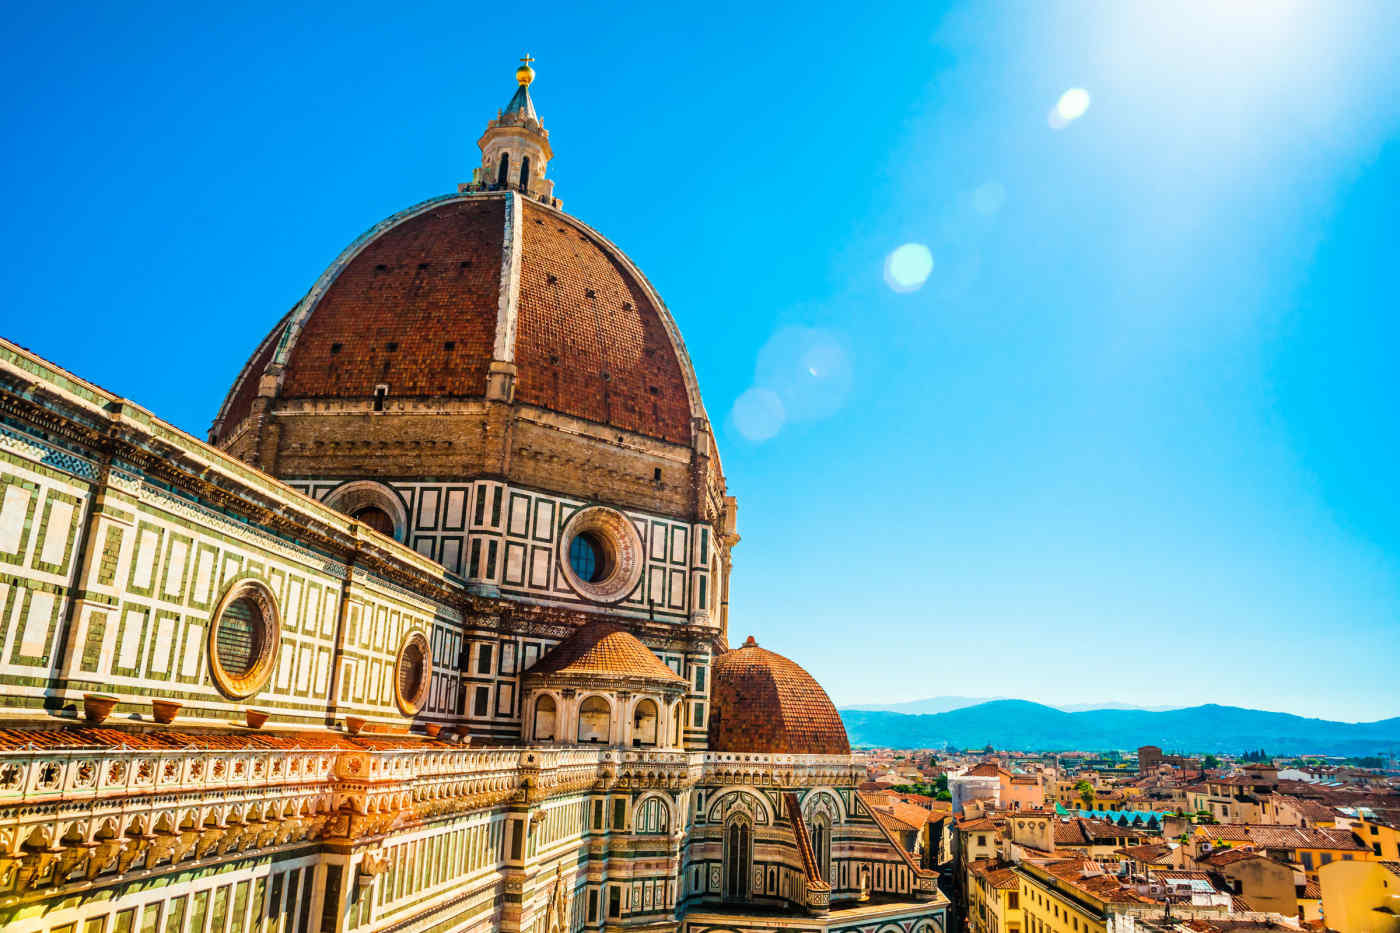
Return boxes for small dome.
[707,636,850,756]
[524,621,685,689]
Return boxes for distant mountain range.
[844,696,1180,715]
[839,700,1400,756]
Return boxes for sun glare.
[884,243,934,292]
[1049,87,1091,130]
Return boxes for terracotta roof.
[1117,843,1172,861]
[859,791,934,880]
[1036,860,1156,904]
[522,621,684,687]
[215,193,695,446]
[958,817,1003,832]
[872,808,919,834]
[871,799,942,834]
[970,859,1021,890]
[1201,847,1265,867]
[276,197,505,409]
[1055,817,1142,846]
[1200,824,1364,851]
[1270,794,1338,821]
[1299,881,1321,899]
[514,199,691,443]
[968,762,1009,778]
[706,636,849,756]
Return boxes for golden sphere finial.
[516,54,535,86]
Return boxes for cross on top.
[520,54,534,66]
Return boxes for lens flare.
[730,387,785,442]
[884,243,934,292]
[1049,87,1091,129]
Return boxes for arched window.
[533,694,557,741]
[497,152,510,187]
[352,506,394,537]
[577,695,610,744]
[809,815,831,882]
[723,817,752,902]
[519,155,531,191]
[632,699,659,747]
[636,797,669,834]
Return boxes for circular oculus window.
[208,579,281,700]
[558,506,644,603]
[393,631,432,716]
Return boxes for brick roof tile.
[218,194,695,446]
[706,636,849,756]
[523,620,684,686]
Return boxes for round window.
[393,631,432,716]
[208,580,280,700]
[557,507,644,603]
[568,531,613,583]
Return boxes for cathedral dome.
[212,191,699,447]
[707,636,850,756]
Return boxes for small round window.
[208,580,280,700]
[394,631,432,716]
[568,531,613,583]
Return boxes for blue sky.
[3,1,1398,722]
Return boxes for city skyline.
[4,0,1399,722]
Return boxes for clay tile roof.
[872,808,919,834]
[1117,844,1171,861]
[969,762,1008,777]
[277,197,507,408]
[1197,824,1256,842]
[706,636,849,756]
[960,817,1003,832]
[215,193,696,447]
[1202,847,1264,866]
[971,860,1021,890]
[882,800,943,827]
[523,621,684,687]
[1055,820,1091,846]
[514,200,692,444]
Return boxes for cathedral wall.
[0,341,462,732]
[0,422,96,715]
[0,848,324,933]
[346,808,508,933]
[287,476,714,625]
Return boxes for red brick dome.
[707,636,850,756]
[212,191,701,447]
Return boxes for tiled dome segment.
[525,621,684,686]
[707,637,850,756]
[280,197,506,400]
[514,201,692,445]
